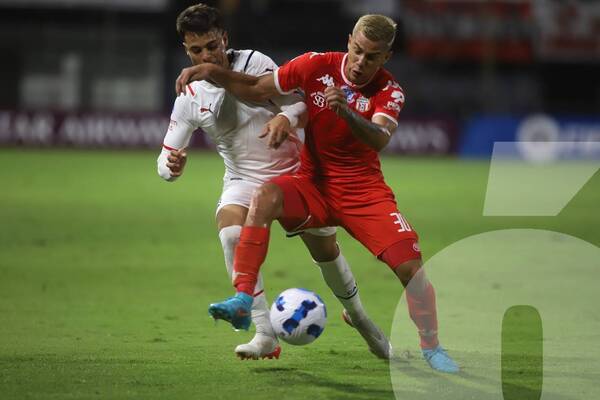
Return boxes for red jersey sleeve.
[274,52,322,95]
[372,80,405,126]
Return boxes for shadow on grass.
[250,365,393,400]
[390,352,585,400]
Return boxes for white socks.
[219,225,275,337]
[315,251,367,321]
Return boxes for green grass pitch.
[1,149,598,399]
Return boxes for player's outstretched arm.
[175,63,278,103]
[324,86,395,152]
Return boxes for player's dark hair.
[176,3,225,40]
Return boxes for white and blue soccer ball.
[270,288,327,346]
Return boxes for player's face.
[183,29,229,68]
[346,31,391,85]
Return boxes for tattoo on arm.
[339,107,391,151]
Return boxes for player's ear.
[383,49,392,64]
[221,32,229,49]
[347,33,353,51]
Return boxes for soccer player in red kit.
[176,14,459,372]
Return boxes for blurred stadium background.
[1,0,598,153]
[1,1,599,399]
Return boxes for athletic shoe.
[422,345,459,373]
[235,333,281,360]
[342,309,393,360]
[208,292,253,331]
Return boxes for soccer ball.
[269,288,327,346]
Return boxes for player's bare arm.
[324,86,395,152]
[175,63,278,103]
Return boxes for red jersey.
[274,52,405,184]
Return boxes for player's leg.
[229,182,284,294]
[301,229,392,359]
[208,182,285,330]
[209,176,329,330]
[377,231,459,372]
[216,204,280,359]
[339,196,458,372]
[385,252,458,373]
[301,230,364,317]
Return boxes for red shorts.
[269,175,421,269]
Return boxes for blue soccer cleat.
[208,292,253,331]
[422,346,460,373]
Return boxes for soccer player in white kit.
[158,3,392,360]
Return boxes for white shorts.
[216,178,259,215]
[216,178,336,237]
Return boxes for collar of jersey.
[340,53,378,90]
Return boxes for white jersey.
[158,49,304,184]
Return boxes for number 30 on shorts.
[389,212,412,232]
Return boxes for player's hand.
[260,115,295,149]
[166,148,187,177]
[175,64,214,96]
[324,86,349,116]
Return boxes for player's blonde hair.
[352,14,397,48]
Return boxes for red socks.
[406,282,440,349]
[232,226,270,296]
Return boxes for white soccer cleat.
[234,333,281,360]
[342,309,393,360]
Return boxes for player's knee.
[248,183,283,221]
[218,225,241,251]
[313,243,339,262]
[303,235,339,262]
[393,259,422,287]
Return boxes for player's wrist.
[336,104,352,119]
[198,63,217,81]
[277,111,298,129]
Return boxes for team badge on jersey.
[341,85,357,104]
[355,96,370,112]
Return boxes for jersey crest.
[341,85,357,104]
[355,96,370,112]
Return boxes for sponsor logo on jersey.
[316,74,335,87]
[355,96,370,112]
[384,101,401,113]
[310,91,326,108]
[168,119,177,131]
